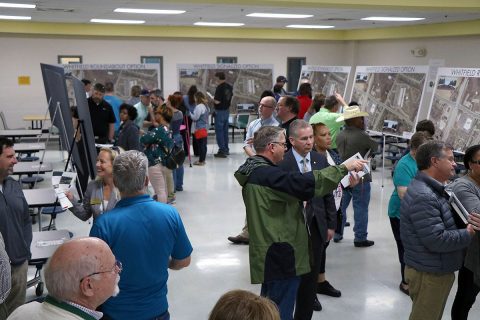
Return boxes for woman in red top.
[296,82,313,119]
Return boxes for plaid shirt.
[0,232,11,303]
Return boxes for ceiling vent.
[36,7,75,13]
[321,18,355,22]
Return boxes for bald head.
[44,237,119,309]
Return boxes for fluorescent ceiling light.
[247,13,313,19]
[0,15,31,20]
[361,17,425,21]
[90,19,145,24]
[287,24,334,29]
[0,2,35,8]
[194,22,244,27]
[114,8,185,15]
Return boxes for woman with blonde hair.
[66,147,122,221]
[209,289,280,320]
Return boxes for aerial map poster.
[298,65,351,97]
[63,64,161,101]
[351,65,429,138]
[178,64,273,112]
[428,67,480,152]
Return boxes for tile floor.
[23,140,480,320]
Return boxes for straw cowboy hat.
[336,105,369,122]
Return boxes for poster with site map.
[63,63,161,102]
[298,65,351,97]
[427,67,480,152]
[350,65,429,138]
[177,64,273,113]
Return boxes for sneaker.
[214,152,227,158]
[176,187,183,192]
[194,161,206,166]
[354,239,374,247]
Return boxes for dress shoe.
[312,296,322,311]
[317,280,341,297]
[354,239,375,247]
[345,221,351,227]
[214,152,227,158]
[333,235,343,243]
[227,235,249,244]
[399,282,409,296]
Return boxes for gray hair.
[113,150,148,194]
[416,140,453,170]
[44,252,100,301]
[253,126,285,153]
[289,119,311,139]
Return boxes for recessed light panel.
[90,19,145,24]
[286,24,334,29]
[0,15,31,20]
[114,8,185,15]
[361,17,425,22]
[194,22,245,27]
[247,13,313,19]
[0,2,35,8]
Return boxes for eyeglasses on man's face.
[270,141,287,149]
[259,103,274,109]
[80,260,123,283]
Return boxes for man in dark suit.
[278,119,337,320]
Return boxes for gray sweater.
[0,177,32,265]
[451,176,480,285]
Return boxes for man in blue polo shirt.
[90,151,192,320]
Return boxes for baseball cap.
[140,89,150,96]
[276,76,288,83]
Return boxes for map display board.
[63,64,161,101]
[178,64,273,112]
[427,67,480,152]
[299,65,351,97]
[351,65,429,137]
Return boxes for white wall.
[0,36,346,128]
[1,34,479,128]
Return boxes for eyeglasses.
[80,260,123,283]
[259,103,274,109]
[270,141,287,148]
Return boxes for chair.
[230,114,249,142]
[40,206,66,231]
[20,176,44,189]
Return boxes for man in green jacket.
[234,126,365,320]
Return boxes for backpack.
[164,144,186,170]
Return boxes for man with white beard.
[8,237,120,320]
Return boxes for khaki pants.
[405,265,455,320]
[161,166,175,202]
[148,164,167,203]
[0,261,27,319]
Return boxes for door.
[287,57,306,93]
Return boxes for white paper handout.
[340,152,370,188]
[51,171,77,209]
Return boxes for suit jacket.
[278,149,337,241]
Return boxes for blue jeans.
[337,181,371,241]
[214,109,229,154]
[261,277,300,320]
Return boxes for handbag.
[194,128,208,139]
[164,144,186,170]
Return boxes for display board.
[298,65,351,97]
[351,65,429,138]
[63,64,161,100]
[40,64,85,179]
[177,64,273,112]
[427,67,480,152]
